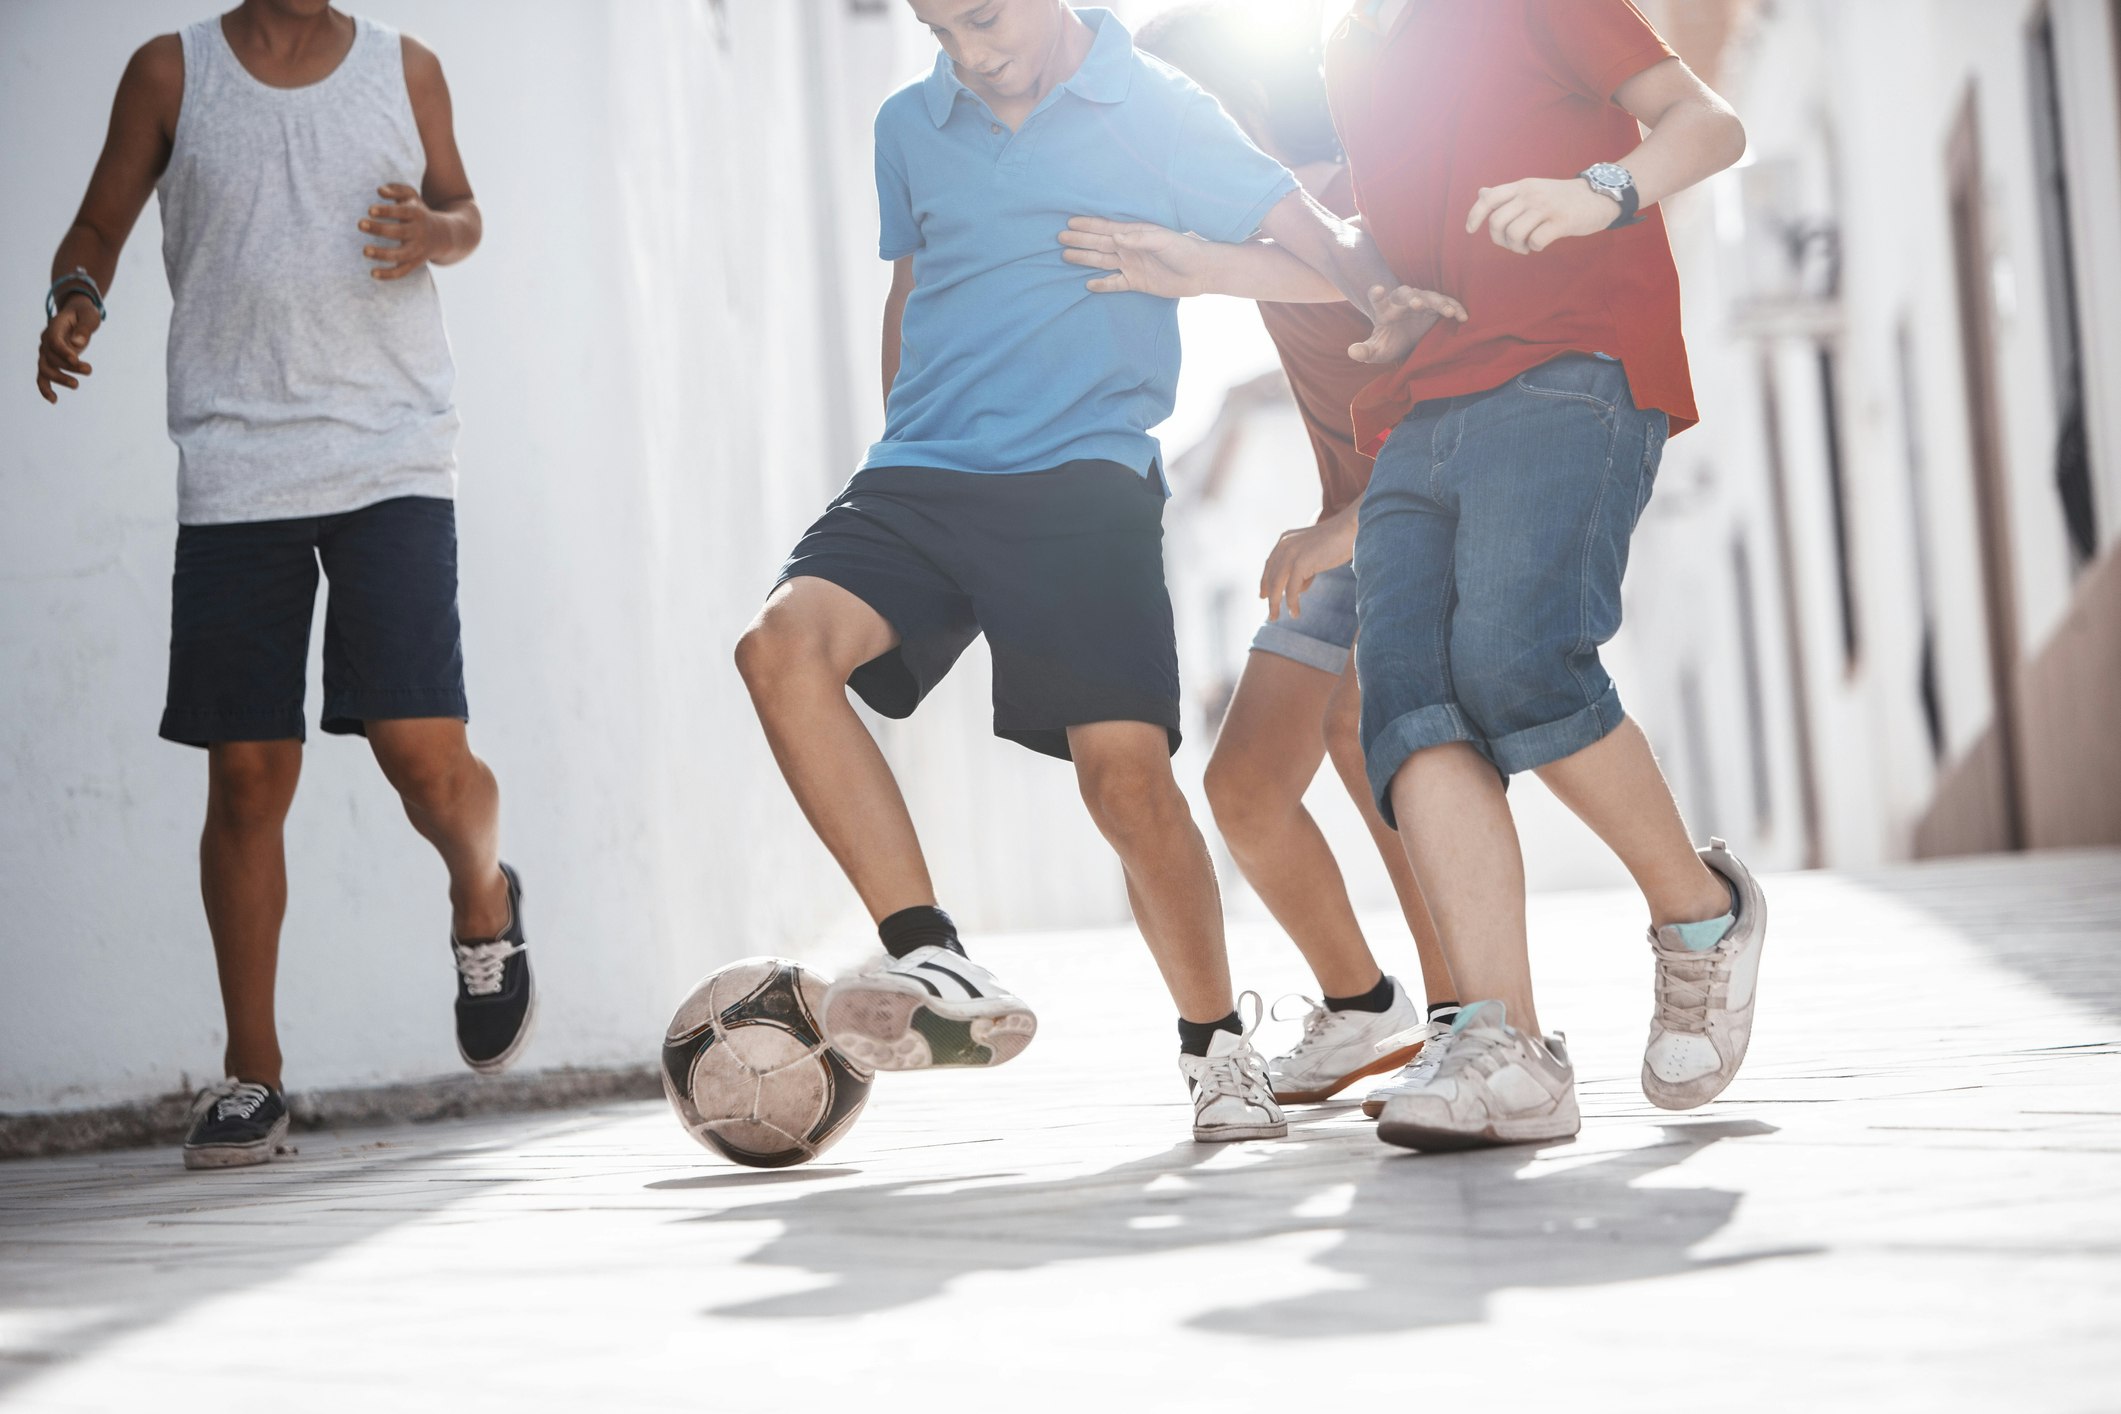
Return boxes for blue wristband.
[46,269,107,322]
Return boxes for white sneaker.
[1265,979,1423,1103]
[1643,838,1768,1111]
[1374,1001,1579,1152]
[1178,992,1287,1143]
[1358,1019,1451,1118]
[821,945,1037,1072]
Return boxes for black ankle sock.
[1325,974,1396,1014]
[1177,1011,1243,1057]
[1426,1000,1462,1025]
[878,905,965,959]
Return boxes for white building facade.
[1627,0,2121,870]
[0,0,1131,1121]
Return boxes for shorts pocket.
[1513,354,1626,411]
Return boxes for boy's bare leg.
[735,576,936,920]
[200,741,303,1089]
[366,718,510,937]
[1322,666,1454,1005]
[1387,742,1537,1033]
[1071,719,1232,1022]
[1204,652,1381,998]
[1533,716,1730,927]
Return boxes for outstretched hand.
[1348,284,1467,365]
[1058,216,1213,298]
[35,299,102,404]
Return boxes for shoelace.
[1373,1021,1450,1087]
[1270,994,1347,1052]
[1653,946,1721,1033]
[453,939,522,998]
[210,1081,271,1123]
[1194,991,1275,1107]
[1431,1025,1514,1083]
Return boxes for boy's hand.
[1348,284,1467,365]
[361,183,445,280]
[1466,177,1618,255]
[1260,508,1358,622]
[1059,217,1213,298]
[35,298,102,403]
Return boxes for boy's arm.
[1255,190,1466,364]
[363,37,481,280]
[1060,219,1345,303]
[37,35,182,403]
[882,256,915,412]
[1467,57,1744,254]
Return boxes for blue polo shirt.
[864,8,1298,480]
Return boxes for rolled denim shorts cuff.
[1249,620,1353,674]
[1364,703,1491,828]
[1485,683,1627,776]
[321,688,471,736]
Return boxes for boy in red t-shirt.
[1065,0,1758,1152]
[1128,5,1461,1109]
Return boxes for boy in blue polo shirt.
[735,0,1451,1142]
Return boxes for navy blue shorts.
[160,496,468,747]
[775,460,1181,762]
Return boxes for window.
[1731,535,1774,832]
[1895,321,1946,761]
[2027,4,2098,564]
[1816,347,1860,669]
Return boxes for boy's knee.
[1079,752,1187,842]
[1202,750,1279,848]
[734,616,832,694]
[373,737,470,810]
[207,744,299,827]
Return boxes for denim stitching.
[1513,358,1624,413]
[1566,403,1628,715]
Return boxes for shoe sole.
[183,1114,291,1170]
[824,987,1037,1072]
[1193,1120,1289,1143]
[461,979,538,1077]
[1274,1041,1423,1105]
[1375,1113,1579,1152]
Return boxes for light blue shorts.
[1249,562,1358,673]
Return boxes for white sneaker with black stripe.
[821,945,1037,1071]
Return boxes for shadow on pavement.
[676,1113,1807,1332]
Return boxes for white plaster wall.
[1628,0,2121,866]
[0,0,1132,1115]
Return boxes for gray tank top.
[159,14,458,525]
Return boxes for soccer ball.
[659,957,874,1168]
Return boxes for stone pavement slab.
[1,851,2117,1413]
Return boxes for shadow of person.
[675,1112,1805,1330]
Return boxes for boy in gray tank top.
[35,0,536,1170]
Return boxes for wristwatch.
[1579,163,1644,229]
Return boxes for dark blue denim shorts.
[1353,354,1668,823]
[160,496,467,747]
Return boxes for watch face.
[1585,162,1631,192]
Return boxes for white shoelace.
[1271,994,1352,1055]
[1193,991,1275,1108]
[204,1080,271,1123]
[453,939,522,997]
[1653,947,1720,1033]
[1374,1021,1451,1088]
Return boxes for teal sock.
[1671,878,1741,952]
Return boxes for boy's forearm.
[1619,97,1746,209]
[1200,239,1344,303]
[428,199,482,266]
[50,228,119,301]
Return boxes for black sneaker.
[182,1079,290,1170]
[452,861,536,1074]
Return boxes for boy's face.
[907,0,1066,102]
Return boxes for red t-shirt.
[1325,0,1698,454]
[1256,166,1378,521]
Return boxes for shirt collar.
[922,7,1134,128]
